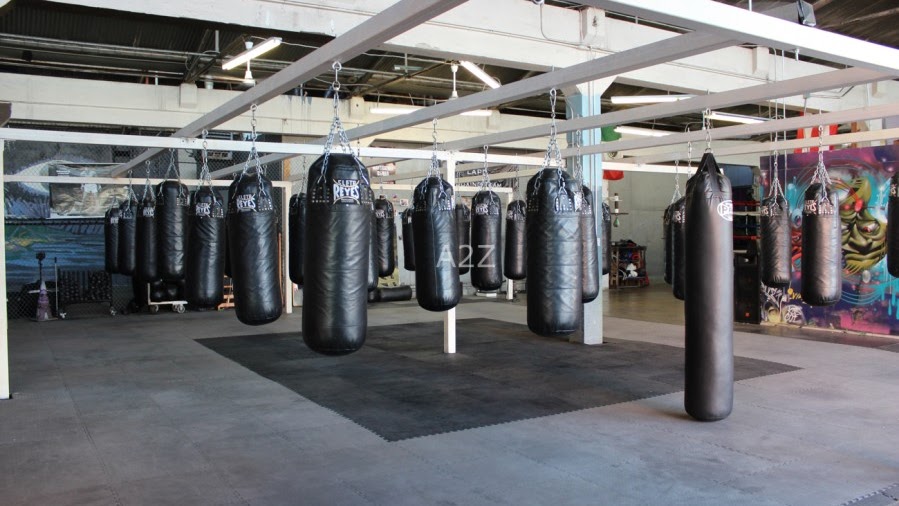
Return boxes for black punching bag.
[228,171,281,325]
[104,207,120,274]
[303,153,371,355]
[455,203,471,275]
[503,200,526,280]
[888,173,899,276]
[580,187,600,303]
[366,188,378,291]
[224,175,239,278]
[374,197,397,277]
[602,202,612,276]
[118,198,137,276]
[135,194,158,281]
[684,152,734,422]
[801,183,841,305]
[402,208,416,271]
[470,190,503,290]
[186,187,225,309]
[413,176,461,311]
[289,193,306,286]
[672,197,687,301]
[663,205,673,285]
[156,181,189,281]
[760,194,792,286]
[526,169,582,337]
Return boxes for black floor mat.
[197,318,799,441]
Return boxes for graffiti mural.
[759,144,899,335]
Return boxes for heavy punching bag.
[104,206,120,274]
[156,180,189,281]
[580,187,600,303]
[663,205,673,285]
[366,188,378,291]
[801,182,841,305]
[602,202,611,276]
[118,197,137,276]
[185,187,225,309]
[401,208,416,271]
[888,172,899,276]
[526,168,582,337]
[228,170,281,325]
[760,193,792,286]
[455,203,471,275]
[671,197,687,301]
[224,175,239,278]
[135,193,158,281]
[684,152,734,422]
[470,190,503,290]
[413,176,461,311]
[303,153,371,355]
[288,193,306,285]
[503,200,526,280]
[373,197,397,277]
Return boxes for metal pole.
[444,152,457,354]
[0,140,9,400]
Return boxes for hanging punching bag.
[135,194,158,281]
[663,205,673,285]
[373,197,397,277]
[118,198,137,276]
[801,183,841,305]
[367,188,378,291]
[503,200,527,280]
[288,193,306,286]
[580,187,600,303]
[760,194,792,286]
[223,175,239,278]
[888,172,899,277]
[401,208,416,271]
[303,153,371,355]
[684,152,734,422]
[526,169,582,337]
[104,206,120,274]
[228,171,282,325]
[470,190,503,290]
[156,181,189,281]
[602,202,611,276]
[185,187,225,309]
[413,176,461,311]
[672,197,687,301]
[455,203,471,275]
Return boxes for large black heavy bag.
[760,195,792,286]
[671,197,687,300]
[135,195,158,281]
[470,190,503,290]
[684,152,734,422]
[580,187,600,303]
[228,172,281,325]
[374,198,397,277]
[401,208,416,271]
[602,202,612,276]
[366,188,378,291]
[413,177,461,311]
[104,207,120,273]
[888,173,899,276]
[224,175,239,278]
[155,181,189,281]
[455,203,471,275]
[118,199,137,276]
[303,153,371,355]
[663,205,673,284]
[186,187,225,309]
[801,183,841,305]
[288,193,306,285]
[526,169,582,337]
[504,200,527,280]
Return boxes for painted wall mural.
[759,144,899,335]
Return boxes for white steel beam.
[111,0,469,177]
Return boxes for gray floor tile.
[113,470,243,506]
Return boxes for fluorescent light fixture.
[222,37,282,71]
[370,107,417,115]
[614,126,672,137]
[707,111,767,124]
[459,60,501,89]
[610,94,694,105]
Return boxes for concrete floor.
[1,288,898,505]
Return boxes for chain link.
[142,160,153,200]
[239,103,271,204]
[812,123,831,197]
[573,129,583,185]
[480,145,492,191]
[319,61,369,189]
[703,108,713,152]
[542,88,564,170]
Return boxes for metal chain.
[769,149,785,199]
[670,158,682,204]
[142,160,153,200]
[427,118,442,179]
[573,129,583,185]
[479,145,493,192]
[320,61,369,188]
[812,123,832,196]
[240,103,271,203]
[542,88,564,170]
[198,129,212,188]
[703,108,713,152]
[127,169,136,202]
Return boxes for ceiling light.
[459,60,501,89]
[614,126,672,137]
[370,107,418,115]
[222,37,282,71]
[707,111,767,124]
[610,94,694,105]
[243,60,255,86]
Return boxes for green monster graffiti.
[839,177,886,275]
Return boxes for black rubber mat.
[198,318,799,441]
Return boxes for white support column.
[0,140,8,400]
[444,152,457,354]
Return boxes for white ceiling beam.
[110,0,469,177]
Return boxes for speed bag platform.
[413,176,461,312]
[470,190,503,291]
[156,181,190,281]
[801,183,841,306]
[186,187,225,309]
[303,153,372,355]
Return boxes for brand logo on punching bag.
[475,203,489,215]
[891,183,898,197]
[195,202,211,217]
[333,179,361,204]
[804,198,835,215]
[108,217,119,224]
[236,194,256,211]
[142,207,155,218]
[374,209,386,219]
[717,200,733,222]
